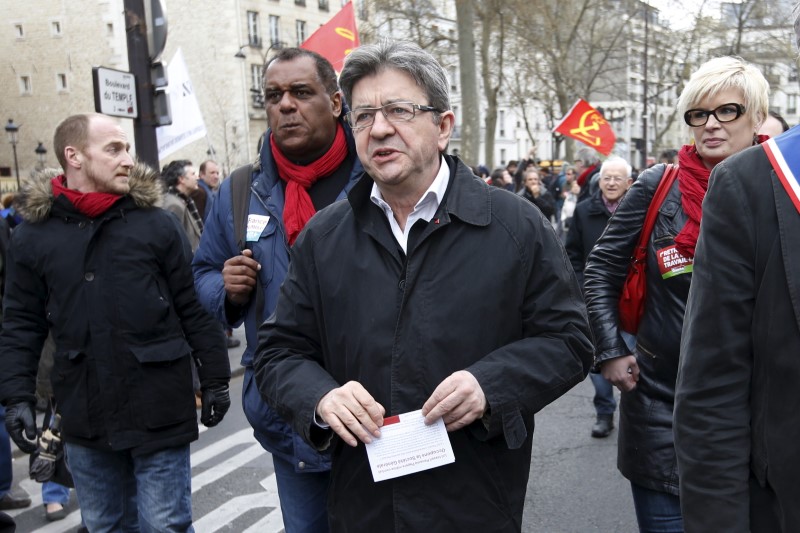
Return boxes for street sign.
[92,67,138,119]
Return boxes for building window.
[296,20,307,45]
[269,15,281,48]
[499,110,506,138]
[107,23,114,37]
[13,24,24,38]
[500,148,507,166]
[19,75,31,95]
[247,11,261,47]
[449,66,457,92]
[790,67,799,83]
[789,95,798,115]
[251,64,263,91]
[295,0,306,5]
[56,73,68,91]
[51,20,62,36]
[319,0,329,10]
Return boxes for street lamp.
[35,142,47,170]
[4,119,20,190]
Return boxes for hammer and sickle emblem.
[569,110,607,147]
[335,27,356,41]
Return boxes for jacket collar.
[16,162,162,223]
[349,154,491,228]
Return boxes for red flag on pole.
[552,99,617,156]
[300,2,360,72]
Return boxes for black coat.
[675,143,800,531]
[565,190,613,288]
[256,156,593,531]
[0,165,230,455]
[520,188,556,220]
[583,163,689,495]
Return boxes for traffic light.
[146,0,171,126]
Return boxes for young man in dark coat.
[255,40,593,532]
[0,113,231,531]
[566,156,632,439]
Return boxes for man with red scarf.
[192,48,362,532]
[0,113,231,531]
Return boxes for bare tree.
[455,0,481,166]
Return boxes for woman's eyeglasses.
[683,103,745,127]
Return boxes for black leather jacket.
[584,163,690,495]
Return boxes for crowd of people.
[0,14,798,533]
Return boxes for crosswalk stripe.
[192,443,266,493]
[191,427,256,466]
[193,473,282,532]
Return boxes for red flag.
[552,99,617,156]
[300,2,360,72]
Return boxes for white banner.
[156,48,207,160]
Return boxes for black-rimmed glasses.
[345,102,441,131]
[683,103,746,127]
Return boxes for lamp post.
[4,119,20,190]
[35,142,47,170]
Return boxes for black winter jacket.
[0,165,230,455]
[256,156,593,531]
[584,163,689,495]
[565,190,613,288]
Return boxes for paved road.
[8,331,638,531]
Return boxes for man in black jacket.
[566,156,633,438]
[255,40,593,531]
[0,113,231,532]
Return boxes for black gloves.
[5,401,38,454]
[200,384,231,428]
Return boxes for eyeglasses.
[683,103,746,127]
[345,102,441,131]
[600,175,627,183]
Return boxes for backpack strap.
[229,164,253,252]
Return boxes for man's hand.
[5,402,37,454]
[600,355,639,392]
[422,371,486,431]
[222,249,260,306]
[316,382,385,447]
[200,384,231,427]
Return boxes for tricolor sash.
[763,126,800,214]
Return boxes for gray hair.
[677,56,769,128]
[599,156,632,178]
[575,147,601,166]
[339,40,451,116]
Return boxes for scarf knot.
[270,123,348,245]
[674,135,767,258]
[51,175,122,218]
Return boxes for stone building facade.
[0,0,363,190]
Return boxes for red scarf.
[51,175,123,218]
[673,135,768,258]
[270,123,348,245]
[577,163,598,188]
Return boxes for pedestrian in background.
[583,56,769,532]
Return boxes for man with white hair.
[566,155,633,438]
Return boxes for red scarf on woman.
[673,135,768,258]
[51,175,122,218]
[270,123,348,245]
